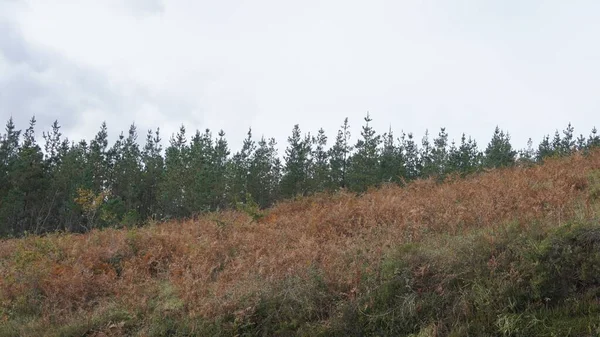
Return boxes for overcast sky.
[1,0,599,153]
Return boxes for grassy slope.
[1,152,600,336]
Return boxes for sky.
[0,0,599,154]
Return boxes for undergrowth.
[1,152,600,336]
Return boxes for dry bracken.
[1,150,600,327]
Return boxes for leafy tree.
[484,127,516,168]
[74,188,110,231]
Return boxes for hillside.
[1,151,600,336]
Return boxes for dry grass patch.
[1,151,600,336]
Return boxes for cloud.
[0,17,199,145]
[1,0,599,154]
[0,20,95,132]
[125,0,165,17]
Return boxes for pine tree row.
[1,114,598,237]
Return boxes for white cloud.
[1,0,599,152]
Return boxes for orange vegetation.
[1,151,599,326]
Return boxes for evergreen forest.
[1,113,599,237]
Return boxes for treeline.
[0,113,599,237]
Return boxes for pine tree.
[62,140,90,232]
[0,118,21,236]
[517,138,536,165]
[97,130,126,226]
[576,134,587,151]
[449,133,481,176]
[248,137,281,208]
[209,130,230,210]
[88,122,110,193]
[420,130,435,178]
[560,123,575,155]
[2,112,599,237]
[347,113,381,192]
[159,125,190,218]
[329,118,352,189]
[43,120,64,169]
[228,129,256,204]
[402,132,421,181]
[0,118,20,206]
[537,134,554,161]
[140,128,164,220]
[0,117,20,166]
[551,130,562,155]
[588,127,600,149]
[12,117,47,233]
[484,127,516,168]
[281,124,312,198]
[41,120,70,231]
[431,128,449,177]
[311,128,330,192]
[188,128,215,214]
[379,128,405,184]
[121,124,143,222]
